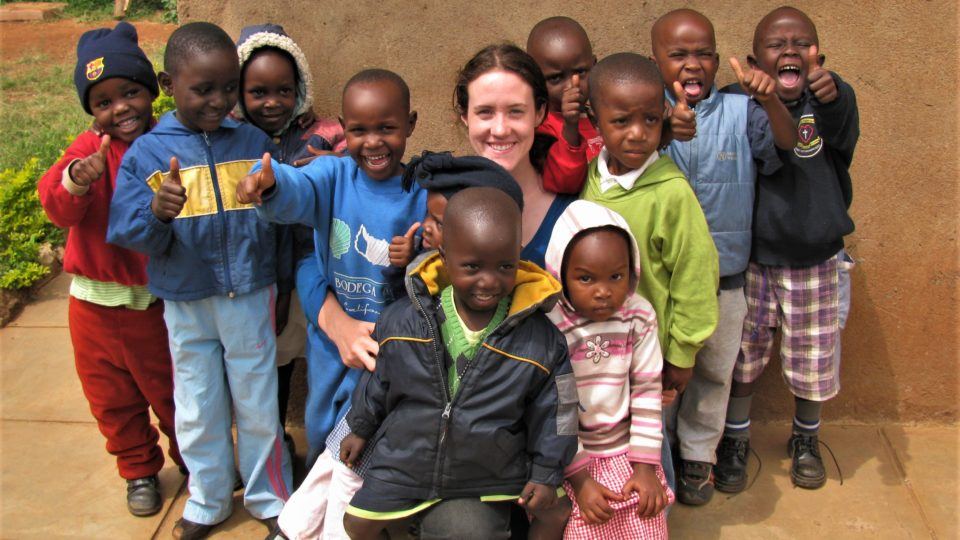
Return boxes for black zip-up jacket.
[724,72,858,267]
[346,251,579,505]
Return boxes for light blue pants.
[164,286,292,525]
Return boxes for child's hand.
[663,363,693,394]
[69,134,111,187]
[388,222,421,269]
[729,57,777,104]
[292,143,338,167]
[669,81,696,141]
[339,433,367,468]
[275,292,291,336]
[560,74,585,147]
[517,482,557,513]
[806,45,837,103]
[296,108,317,129]
[661,388,678,406]
[622,463,667,518]
[237,153,276,205]
[574,477,624,525]
[319,295,379,371]
[151,156,187,223]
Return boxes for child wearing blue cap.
[37,21,184,518]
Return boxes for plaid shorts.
[734,256,840,401]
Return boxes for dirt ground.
[0,18,175,58]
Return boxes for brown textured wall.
[182,1,958,423]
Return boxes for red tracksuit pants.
[68,296,183,479]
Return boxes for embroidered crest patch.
[793,113,822,158]
[86,57,105,81]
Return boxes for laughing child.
[338,186,578,539]
[37,21,183,519]
[650,8,796,505]
[717,6,859,492]
[580,53,719,493]
[236,69,426,468]
[544,200,673,539]
[108,22,291,539]
[526,16,603,194]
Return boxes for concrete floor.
[2,273,956,539]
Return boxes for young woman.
[454,43,577,268]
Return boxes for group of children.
[39,5,857,539]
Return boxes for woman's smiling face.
[462,70,545,174]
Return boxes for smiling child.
[236,69,426,471]
[337,186,577,539]
[37,21,184,519]
[108,22,290,539]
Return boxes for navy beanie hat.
[74,21,159,114]
[402,151,524,211]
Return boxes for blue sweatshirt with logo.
[255,155,426,323]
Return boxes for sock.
[793,397,823,435]
[724,395,753,440]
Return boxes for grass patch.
[0,39,169,289]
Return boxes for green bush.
[0,158,64,289]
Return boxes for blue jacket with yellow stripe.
[108,112,277,301]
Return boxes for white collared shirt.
[597,148,659,193]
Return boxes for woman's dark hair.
[453,43,548,116]
[453,43,551,172]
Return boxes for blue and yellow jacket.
[108,112,277,301]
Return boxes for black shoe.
[714,435,749,493]
[677,459,714,505]
[788,432,826,489]
[126,475,162,517]
[261,516,286,540]
[173,518,216,540]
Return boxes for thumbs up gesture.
[729,57,777,103]
[69,135,111,187]
[669,81,697,141]
[389,221,421,268]
[806,45,837,103]
[151,156,187,222]
[560,73,586,147]
[237,153,276,205]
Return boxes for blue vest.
[664,88,755,278]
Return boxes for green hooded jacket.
[581,154,718,368]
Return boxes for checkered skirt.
[563,454,673,539]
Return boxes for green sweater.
[582,154,718,368]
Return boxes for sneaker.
[126,475,162,517]
[677,459,714,505]
[714,435,749,493]
[173,518,216,540]
[787,432,826,489]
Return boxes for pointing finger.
[671,81,688,109]
[168,157,181,185]
[571,73,580,89]
[728,57,746,82]
[404,222,421,240]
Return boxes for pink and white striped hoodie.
[544,200,663,476]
